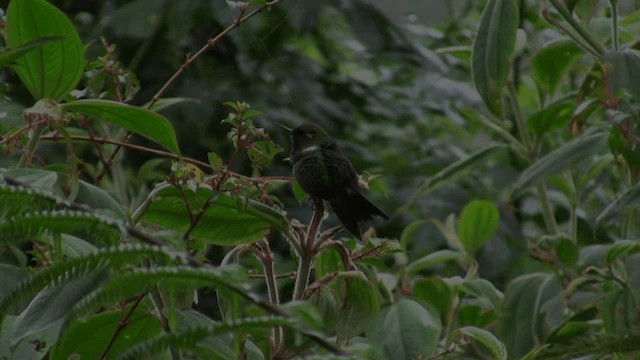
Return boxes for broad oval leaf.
[604,240,640,264]
[454,326,507,360]
[471,0,519,117]
[49,309,164,360]
[0,36,63,69]
[141,185,288,245]
[60,100,181,154]
[531,40,582,96]
[330,271,380,341]
[407,249,463,273]
[457,200,499,254]
[11,268,108,347]
[513,131,607,197]
[6,0,84,100]
[367,298,441,360]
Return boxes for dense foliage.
[2,0,640,358]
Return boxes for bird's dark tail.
[329,189,389,241]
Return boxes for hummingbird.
[285,122,389,241]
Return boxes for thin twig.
[99,294,146,360]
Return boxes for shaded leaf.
[513,131,607,196]
[0,36,63,69]
[471,0,519,116]
[367,298,441,360]
[531,40,583,96]
[60,100,181,154]
[6,0,84,99]
[454,326,507,360]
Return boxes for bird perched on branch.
[283,122,388,241]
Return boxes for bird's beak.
[277,123,292,133]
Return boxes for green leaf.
[330,271,380,341]
[457,279,504,312]
[141,185,288,245]
[471,0,519,116]
[50,307,164,360]
[497,273,563,358]
[526,99,575,136]
[531,40,583,96]
[454,326,507,360]
[60,100,181,154]
[146,97,200,112]
[601,288,640,335]
[367,298,441,360]
[414,278,454,317]
[457,200,499,254]
[406,250,463,273]
[247,140,283,168]
[11,268,108,347]
[604,240,640,264]
[596,181,640,228]
[0,36,63,69]
[605,49,640,101]
[415,144,506,199]
[513,131,607,197]
[315,248,345,278]
[6,0,84,100]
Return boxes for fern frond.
[118,316,296,360]
[0,244,188,316]
[0,209,125,245]
[0,183,65,217]
[65,265,249,330]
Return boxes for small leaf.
[457,278,504,312]
[457,200,499,254]
[367,298,441,360]
[247,140,283,168]
[6,0,84,100]
[454,326,507,360]
[513,131,607,197]
[315,248,345,278]
[207,152,224,173]
[471,0,519,116]
[414,278,454,317]
[60,99,180,154]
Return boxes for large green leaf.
[513,131,607,196]
[330,271,380,341]
[141,185,288,245]
[6,0,84,100]
[457,200,499,254]
[11,268,108,347]
[497,273,564,358]
[367,298,441,360]
[0,36,62,69]
[471,0,519,116]
[49,307,164,360]
[531,40,583,96]
[60,100,180,154]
